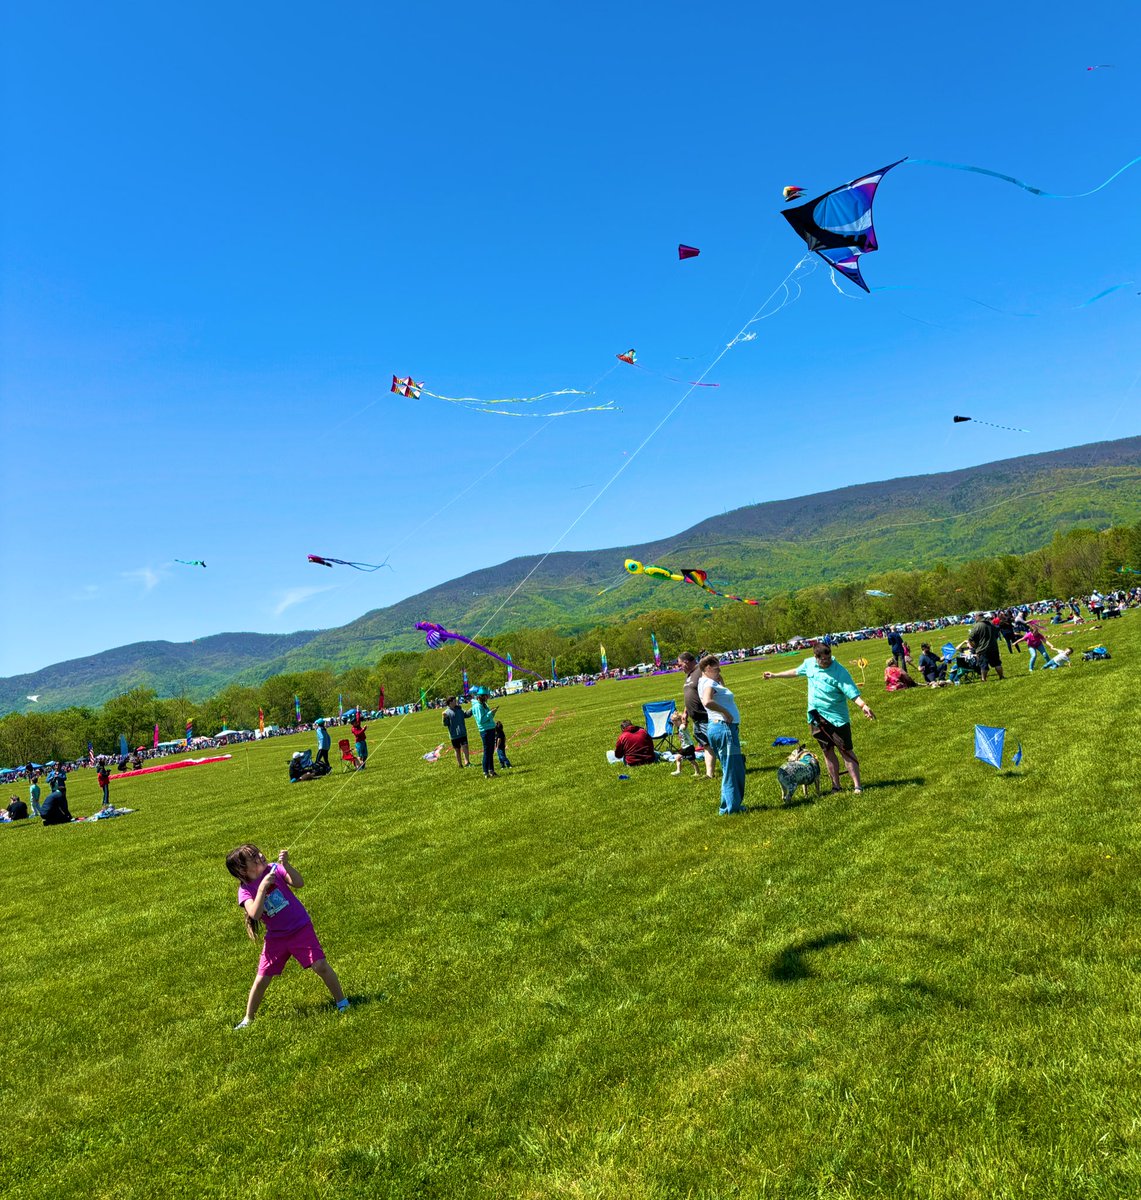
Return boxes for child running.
[225,844,348,1029]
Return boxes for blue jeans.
[1028,645,1041,671]
[707,721,745,814]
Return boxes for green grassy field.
[4,615,1139,1199]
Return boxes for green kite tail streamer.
[909,155,1141,199]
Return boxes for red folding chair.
[338,738,360,771]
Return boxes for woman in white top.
[697,655,745,814]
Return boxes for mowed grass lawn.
[4,616,1140,1199]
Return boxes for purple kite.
[782,160,905,292]
[415,621,538,674]
[678,244,700,260]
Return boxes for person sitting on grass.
[917,643,948,684]
[288,752,319,783]
[884,657,918,691]
[40,788,74,825]
[614,719,656,766]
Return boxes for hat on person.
[315,717,324,725]
[472,686,488,696]
[292,751,302,759]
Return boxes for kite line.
[908,154,1141,199]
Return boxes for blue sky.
[1,1,1138,678]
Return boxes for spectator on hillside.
[314,719,331,772]
[614,719,656,767]
[677,651,714,779]
[29,775,42,818]
[886,629,906,669]
[884,658,918,691]
[958,617,1004,682]
[764,643,875,796]
[6,796,28,820]
[442,697,472,768]
[697,656,746,814]
[40,788,74,825]
[917,643,948,684]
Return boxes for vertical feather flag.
[651,632,662,669]
[119,734,129,758]
[600,644,608,672]
[379,685,386,711]
[338,693,343,718]
[551,658,558,681]
[420,688,428,710]
[258,707,265,733]
[462,669,470,698]
[153,723,160,750]
[506,653,514,683]
[294,695,301,724]
[87,740,95,766]
[185,719,193,748]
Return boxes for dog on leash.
[777,744,821,804]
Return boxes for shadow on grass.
[768,931,858,983]
[296,991,390,1019]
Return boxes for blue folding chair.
[642,701,677,752]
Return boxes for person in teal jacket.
[470,688,499,778]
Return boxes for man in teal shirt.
[470,688,500,779]
[765,644,875,794]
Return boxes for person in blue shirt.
[314,719,331,772]
[764,644,875,795]
[470,688,499,778]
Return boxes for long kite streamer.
[391,375,612,418]
[909,154,1141,199]
[308,554,392,572]
[415,621,539,675]
[175,559,206,568]
[953,415,1030,433]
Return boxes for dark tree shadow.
[768,931,858,983]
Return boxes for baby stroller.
[1082,645,1112,662]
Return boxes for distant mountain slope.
[4,437,1139,711]
[0,631,315,714]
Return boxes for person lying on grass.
[225,844,348,1029]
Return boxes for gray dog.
[777,745,821,804]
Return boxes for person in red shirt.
[614,720,656,766]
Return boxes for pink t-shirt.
[238,864,311,936]
[1024,629,1045,648]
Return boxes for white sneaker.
[234,1017,252,1029]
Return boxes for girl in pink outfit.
[1011,623,1059,672]
[225,844,348,1028]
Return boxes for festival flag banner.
[551,658,558,681]
[420,688,428,710]
[119,734,129,758]
[87,740,95,765]
[600,644,608,672]
[506,653,514,684]
[651,632,662,670]
[462,669,470,698]
[294,695,301,724]
[153,723,160,750]
[258,707,265,733]
[185,719,193,748]
[338,693,343,718]
[379,685,386,710]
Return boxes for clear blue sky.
[2,1,1138,678]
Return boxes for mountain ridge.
[5,436,1139,712]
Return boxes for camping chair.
[642,701,677,753]
[338,738,360,771]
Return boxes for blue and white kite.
[975,725,1023,769]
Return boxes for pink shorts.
[258,923,325,977]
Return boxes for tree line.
[3,523,1136,768]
